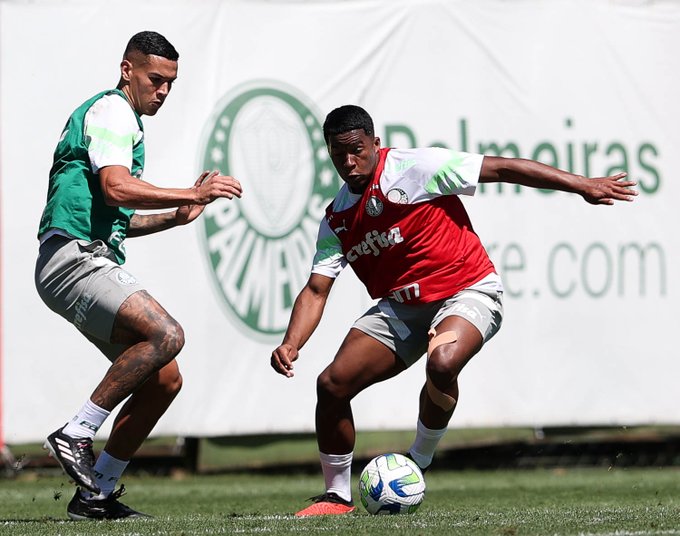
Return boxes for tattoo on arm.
[127,212,177,237]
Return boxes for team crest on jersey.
[365,196,384,217]
[387,188,408,204]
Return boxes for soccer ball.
[358,453,426,515]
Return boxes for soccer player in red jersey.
[271,105,636,516]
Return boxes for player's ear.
[374,137,381,149]
[120,59,133,82]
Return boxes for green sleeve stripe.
[424,151,466,194]
[315,250,343,263]
[86,125,133,149]
[316,235,339,249]
[315,236,343,263]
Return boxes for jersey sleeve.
[84,94,142,174]
[311,218,347,279]
[381,147,484,203]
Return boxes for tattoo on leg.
[91,342,159,409]
[92,294,184,410]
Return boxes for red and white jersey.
[312,147,501,303]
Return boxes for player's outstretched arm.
[479,156,638,205]
[115,170,242,237]
[271,274,334,378]
[100,166,242,210]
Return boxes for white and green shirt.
[38,89,145,263]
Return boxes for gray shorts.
[35,235,145,356]
[353,288,504,367]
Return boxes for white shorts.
[352,287,503,367]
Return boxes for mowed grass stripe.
[0,468,678,535]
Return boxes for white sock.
[408,419,447,469]
[62,399,110,440]
[86,450,129,500]
[319,451,353,502]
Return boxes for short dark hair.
[124,31,179,61]
[323,105,374,143]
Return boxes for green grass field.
[1,467,679,535]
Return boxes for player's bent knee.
[158,365,183,396]
[316,370,351,402]
[427,332,459,375]
[425,328,458,411]
[165,371,183,397]
[153,319,185,362]
[316,371,337,399]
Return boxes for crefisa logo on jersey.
[199,81,340,338]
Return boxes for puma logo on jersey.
[346,227,403,262]
[333,219,349,233]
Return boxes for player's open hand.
[195,170,243,204]
[271,343,299,378]
[580,172,637,205]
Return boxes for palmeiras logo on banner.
[199,82,340,338]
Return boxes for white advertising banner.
[0,0,676,443]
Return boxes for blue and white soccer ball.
[358,453,426,515]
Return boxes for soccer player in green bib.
[36,31,242,520]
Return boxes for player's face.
[327,129,381,193]
[120,54,178,116]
